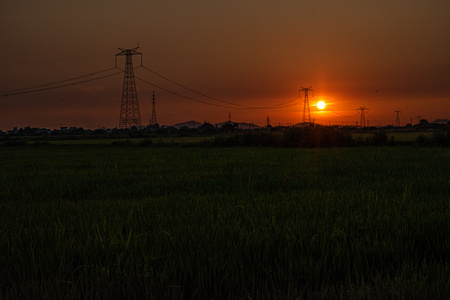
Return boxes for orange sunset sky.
[1,0,449,130]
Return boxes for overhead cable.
[135,75,300,110]
[139,65,300,109]
[0,67,118,94]
[365,111,393,125]
[0,70,123,97]
[135,76,237,109]
[327,109,359,118]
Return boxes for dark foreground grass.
[0,146,449,299]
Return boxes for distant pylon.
[150,91,157,125]
[395,110,401,127]
[116,47,142,129]
[299,86,314,124]
[356,106,369,128]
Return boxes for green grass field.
[0,130,437,147]
[1,146,449,299]
[1,136,214,146]
[352,131,432,142]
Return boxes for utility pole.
[356,106,369,128]
[395,110,401,127]
[116,47,142,129]
[150,91,157,126]
[299,86,313,125]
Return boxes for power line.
[1,57,300,111]
[0,70,123,97]
[0,56,86,66]
[140,66,245,108]
[0,67,118,95]
[322,105,359,118]
[365,111,394,126]
[0,52,108,67]
[138,65,300,109]
[327,109,359,118]
[0,50,320,116]
[135,74,300,110]
[135,75,239,109]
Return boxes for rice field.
[1,145,449,299]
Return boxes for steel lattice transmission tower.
[116,47,142,129]
[356,106,369,128]
[395,110,401,127]
[299,86,314,124]
[150,91,157,125]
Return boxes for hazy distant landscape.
[1,121,449,148]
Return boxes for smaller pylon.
[395,110,401,127]
[416,115,421,125]
[299,86,314,125]
[356,106,369,128]
[150,91,157,125]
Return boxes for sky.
[1,0,449,129]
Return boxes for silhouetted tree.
[198,122,216,134]
[219,122,238,133]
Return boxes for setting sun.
[317,101,326,109]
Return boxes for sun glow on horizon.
[317,101,326,109]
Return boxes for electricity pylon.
[116,47,142,129]
[150,91,157,125]
[299,86,313,124]
[395,110,401,127]
[356,106,369,128]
